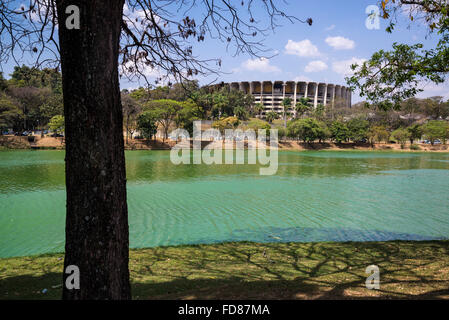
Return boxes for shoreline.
[1,240,448,300]
[1,136,449,153]
[1,238,447,260]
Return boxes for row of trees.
[112,85,449,146]
[122,83,256,142]
[284,117,449,146]
[273,96,449,125]
[3,65,449,144]
[0,67,258,139]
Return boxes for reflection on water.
[0,150,449,257]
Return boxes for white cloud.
[240,58,281,73]
[122,61,161,78]
[332,57,366,76]
[305,60,328,73]
[417,81,449,100]
[325,36,355,50]
[123,3,146,19]
[285,39,321,57]
[325,24,336,31]
[123,3,162,32]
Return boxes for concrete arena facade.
[219,81,351,116]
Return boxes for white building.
[217,81,351,117]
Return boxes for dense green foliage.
[287,118,329,143]
[347,1,449,108]
[48,115,65,135]
[423,120,449,145]
[330,120,350,143]
[243,118,271,137]
[0,66,63,132]
[347,118,369,143]
[1,65,449,147]
[391,128,410,146]
[137,111,158,139]
[265,111,279,124]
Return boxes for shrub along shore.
[1,135,449,152]
[1,241,449,300]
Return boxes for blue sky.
[3,0,448,102]
[120,0,449,102]
[161,0,448,103]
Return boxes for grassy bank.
[1,241,449,300]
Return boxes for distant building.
[214,81,351,117]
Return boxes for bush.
[287,118,329,143]
[48,115,65,135]
[347,118,369,142]
[212,116,240,134]
[410,144,421,150]
[391,128,410,146]
[277,127,287,140]
[244,118,271,137]
[368,125,390,144]
[330,120,350,143]
[423,120,449,145]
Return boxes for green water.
[1,150,449,258]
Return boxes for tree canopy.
[347,0,449,109]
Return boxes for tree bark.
[57,0,130,299]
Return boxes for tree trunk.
[126,122,129,145]
[57,0,130,300]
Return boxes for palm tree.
[295,97,311,119]
[253,103,264,118]
[265,111,278,124]
[313,103,325,120]
[281,98,292,128]
[234,106,248,120]
[212,93,228,119]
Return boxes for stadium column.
[304,83,308,102]
[293,82,297,117]
[323,84,328,106]
[314,83,318,109]
[293,82,297,105]
[332,86,336,109]
[349,89,352,108]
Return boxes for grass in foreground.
[1,241,449,300]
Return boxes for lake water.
[1,150,449,258]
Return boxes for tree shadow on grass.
[2,241,449,300]
[0,273,62,300]
[130,240,449,300]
